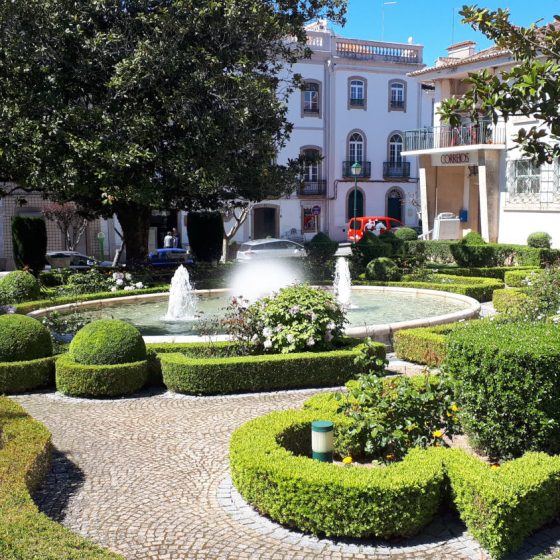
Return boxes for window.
[505,159,560,210]
[347,189,364,220]
[349,78,366,108]
[389,81,406,111]
[302,81,320,116]
[348,132,364,164]
[388,134,403,164]
[302,148,320,182]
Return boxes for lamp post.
[351,161,362,242]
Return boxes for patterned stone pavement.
[13,388,560,560]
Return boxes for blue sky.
[332,1,560,66]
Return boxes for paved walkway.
[13,389,560,560]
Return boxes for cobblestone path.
[13,390,560,560]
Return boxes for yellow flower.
[342,456,353,465]
[386,453,395,461]
[490,464,500,470]
[432,430,444,439]
[451,404,459,412]
[446,411,453,417]
[406,424,417,431]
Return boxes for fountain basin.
[28,287,480,346]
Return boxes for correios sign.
[432,151,479,167]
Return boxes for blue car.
[147,248,194,268]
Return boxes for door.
[253,207,277,239]
[387,189,403,222]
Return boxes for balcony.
[390,99,405,110]
[298,180,327,196]
[404,122,506,152]
[342,161,371,178]
[350,97,365,107]
[383,161,411,179]
[335,38,422,64]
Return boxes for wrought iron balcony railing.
[350,97,365,107]
[342,161,371,178]
[390,99,405,109]
[383,161,410,178]
[297,180,327,196]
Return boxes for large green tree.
[439,5,560,165]
[0,0,345,262]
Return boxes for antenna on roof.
[451,7,455,45]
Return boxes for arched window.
[348,132,364,164]
[347,189,364,220]
[302,148,321,182]
[389,134,403,164]
[349,79,365,107]
[389,81,405,110]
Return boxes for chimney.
[446,40,476,59]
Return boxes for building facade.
[228,21,433,245]
[402,41,560,247]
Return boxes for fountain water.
[164,265,197,320]
[333,256,352,309]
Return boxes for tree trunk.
[114,202,151,265]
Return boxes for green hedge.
[231,404,560,559]
[56,354,148,398]
[14,286,169,314]
[492,288,528,314]
[230,409,445,539]
[504,268,541,287]
[431,266,537,281]
[0,356,55,394]
[0,270,41,303]
[0,398,124,559]
[357,274,501,302]
[160,345,384,395]
[393,324,459,367]
[0,314,53,362]
[446,320,560,459]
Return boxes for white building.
[227,22,432,245]
[402,41,560,247]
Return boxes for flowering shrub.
[223,285,346,354]
[519,267,560,322]
[109,271,144,292]
[62,269,144,296]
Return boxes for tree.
[0,0,346,263]
[43,202,88,251]
[438,5,560,165]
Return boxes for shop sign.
[432,151,478,167]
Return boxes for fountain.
[333,257,352,309]
[164,265,197,320]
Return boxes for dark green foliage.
[462,231,486,244]
[445,320,560,459]
[0,270,40,303]
[64,269,111,295]
[351,231,392,272]
[0,315,52,362]
[305,232,338,265]
[504,268,540,287]
[438,265,537,281]
[378,230,403,255]
[55,354,148,398]
[11,216,47,274]
[527,231,552,248]
[186,211,225,263]
[0,356,55,394]
[492,288,529,314]
[0,398,124,559]
[393,324,459,366]
[394,227,418,241]
[414,240,456,264]
[160,344,385,395]
[69,319,146,365]
[230,409,446,539]
[450,241,498,267]
[365,257,401,281]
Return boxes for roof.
[409,46,510,77]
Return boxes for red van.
[347,216,404,242]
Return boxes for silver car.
[236,239,306,261]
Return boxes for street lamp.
[351,161,362,242]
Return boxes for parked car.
[147,248,194,268]
[45,251,113,270]
[347,216,405,242]
[236,239,306,261]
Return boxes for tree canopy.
[439,5,560,165]
[0,0,346,261]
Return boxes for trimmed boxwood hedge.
[231,404,560,559]
[393,324,459,367]
[492,288,528,314]
[504,268,541,287]
[56,354,148,398]
[432,265,537,281]
[0,356,55,394]
[160,344,384,395]
[0,314,53,362]
[0,398,124,559]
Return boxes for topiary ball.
[527,231,552,249]
[366,257,402,281]
[462,231,486,245]
[0,314,53,362]
[394,227,419,241]
[70,319,146,365]
[0,270,40,304]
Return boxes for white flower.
[124,285,134,291]
[324,331,333,342]
[125,273,132,281]
[112,272,119,280]
[110,286,118,292]
[263,327,272,337]
[306,337,315,347]
[310,313,317,322]
[116,278,124,286]
[115,272,125,280]
[326,322,335,331]
[135,282,144,289]
[275,324,284,332]
[263,339,273,349]
[287,333,295,343]
[251,334,259,341]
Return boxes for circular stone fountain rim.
[27,286,480,343]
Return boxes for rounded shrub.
[351,231,392,270]
[0,314,52,362]
[305,232,338,264]
[394,227,418,241]
[462,231,486,245]
[0,270,40,303]
[365,257,402,281]
[445,320,560,459]
[70,319,146,365]
[527,231,552,249]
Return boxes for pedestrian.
[172,227,179,248]
[374,220,385,236]
[163,231,173,248]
